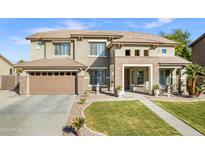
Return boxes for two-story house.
[16,30,191,95]
[189,33,205,66]
[0,54,14,76]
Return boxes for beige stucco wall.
[74,39,111,91]
[192,37,205,66]
[114,57,160,89]
[31,41,45,60]
[0,57,13,75]
[29,38,177,93]
[113,45,175,57]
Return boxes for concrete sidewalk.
[124,92,203,136]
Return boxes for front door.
[160,70,171,86]
[124,68,130,90]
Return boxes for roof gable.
[0,54,13,67]
[189,33,205,47]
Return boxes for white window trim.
[54,43,71,56]
[88,84,107,87]
[88,39,107,42]
[88,55,107,58]
[88,67,107,69]
[89,42,107,57]
[54,55,71,58]
[162,49,167,55]
[89,68,107,85]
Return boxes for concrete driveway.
[0,95,75,136]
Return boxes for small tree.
[17,59,25,64]
[184,64,205,97]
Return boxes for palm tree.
[183,64,205,97]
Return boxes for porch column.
[19,74,29,95]
[171,68,177,91]
[179,68,187,94]
[149,66,152,94]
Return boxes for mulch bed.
[64,101,103,136]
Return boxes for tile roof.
[15,58,86,69]
[26,30,176,45]
[158,56,191,65]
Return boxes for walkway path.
[124,92,203,136]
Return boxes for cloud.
[7,36,29,45]
[29,27,57,33]
[144,18,174,29]
[27,19,98,34]
[60,19,97,30]
[126,21,139,28]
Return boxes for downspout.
[73,40,76,60]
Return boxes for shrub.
[71,117,86,133]
[153,84,160,90]
[79,97,86,104]
[115,85,122,91]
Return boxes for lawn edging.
[82,103,107,136]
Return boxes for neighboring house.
[0,54,14,75]
[15,30,191,95]
[189,33,205,66]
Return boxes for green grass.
[84,101,180,136]
[155,100,205,135]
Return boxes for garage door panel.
[29,76,75,95]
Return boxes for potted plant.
[115,85,122,97]
[153,84,160,97]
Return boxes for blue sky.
[1,18,205,63]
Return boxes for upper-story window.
[90,42,106,56]
[125,50,131,56]
[135,50,140,56]
[9,68,13,75]
[35,42,44,49]
[54,43,70,56]
[144,50,149,56]
[162,49,167,55]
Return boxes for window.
[144,50,149,56]
[36,72,40,76]
[135,50,140,56]
[30,72,35,76]
[9,69,12,75]
[35,42,43,49]
[136,71,144,85]
[162,49,167,55]
[89,69,106,85]
[55,43,70,56]
[60,72,65,76]
[90,42,106,56]
[48,72,52,76]
[125,50,131,56]
[42,72,47,76]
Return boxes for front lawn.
[155,100,205,135]
[84,101,180,136]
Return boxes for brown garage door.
[29,73,76,95]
